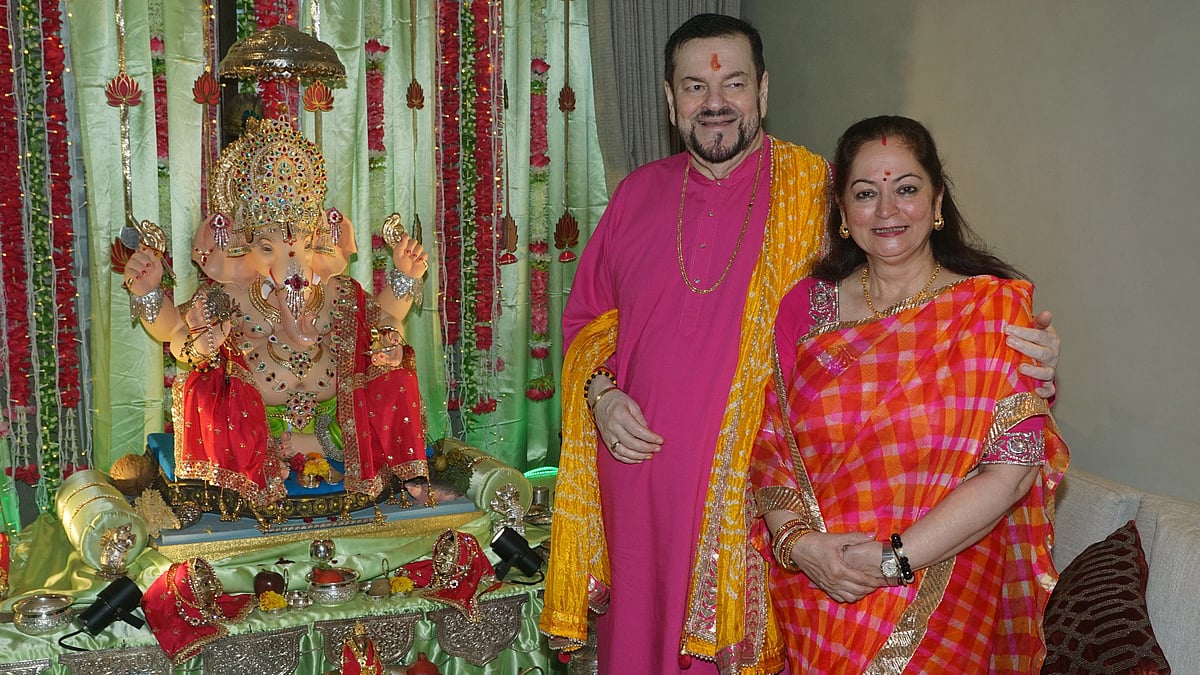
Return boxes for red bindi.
[710,53,721,71]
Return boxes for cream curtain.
[587,0,741,192]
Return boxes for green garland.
[18,0,60,510]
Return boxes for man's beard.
[682,107,761,165]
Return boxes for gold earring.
[839,223,850,239]
[933,215,944,231]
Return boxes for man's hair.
[663,13,765,85]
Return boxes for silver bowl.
[284,589,313,610]
[13,594,74,636]
[306,567,360,606]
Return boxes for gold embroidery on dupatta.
[681,140,829,671]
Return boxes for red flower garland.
[254,0,297,120]
[0,0,32,409]
[436,0,463,348]
[470,0,500,352]
[365,39,388,164]
[151,36,168,167]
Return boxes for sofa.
[1052,467,1200,671]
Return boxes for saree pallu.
[751,276,1068,674]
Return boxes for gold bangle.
[589,386,620,411]
[772,519,813,572]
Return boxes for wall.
[745,1,1200,501]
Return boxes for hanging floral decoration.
[524,0,554,398]
[553,0,578,264]
[436,0,505,418]
[0,0,88,501]
[150,35,169,169]
[253,0,298,121]
[365,38,388,170]
[436,0,463,351]
[469,0,502,358]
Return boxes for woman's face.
[840,139,943,268]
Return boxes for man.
[542,14,1059,674]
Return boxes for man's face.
[664,35,768,171]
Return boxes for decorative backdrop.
[0,0,606,526]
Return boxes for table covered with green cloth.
[0,512,564,674]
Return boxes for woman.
[750,116,1068,673]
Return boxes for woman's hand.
[590,386,663,464]
[1005,310,1060,398]
[790,531,885,603]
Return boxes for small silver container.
[284,589,312,610]
[306,567,360,606]
[13,594,74,636]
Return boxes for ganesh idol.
[122,118,429,508]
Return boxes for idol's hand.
[391,234,430,278]
[1005,310,1060,398]
[370,327,406,368]
[124,245,165,296]
[591,388,663,464]
[184,294,233,355]
[789,531,883,603]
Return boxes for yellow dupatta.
[541,139,829,672]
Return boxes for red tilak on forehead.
[883,169,891,181]
[881,134,887,146]
[710,53,721,70]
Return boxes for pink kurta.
[562,141,772,673]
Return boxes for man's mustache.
[696,107,737,120]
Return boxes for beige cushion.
[1143,505,1200,668]
[1052,469,1141,570]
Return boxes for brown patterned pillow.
[1042,520,1171,674]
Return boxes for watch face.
[880,552,900,578]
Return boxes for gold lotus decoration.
[219,24,346,81]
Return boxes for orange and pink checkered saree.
[751,276,1069,674]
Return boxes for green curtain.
[68,0,605,473]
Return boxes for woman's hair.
[810,115,1025,282]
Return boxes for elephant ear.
[313,209,357,280]
[193,213,256,285]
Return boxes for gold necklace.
[861,261,941,318]
[266,341,323,379]
[248,278,325,324]
[675,147,764,294]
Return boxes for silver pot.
[284,589,313,610]
[13,594,74,636]
[306,567,360,606]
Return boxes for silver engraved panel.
[427,594,528,666]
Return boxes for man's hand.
[1005,310,1060,398]
[591,387,664,464]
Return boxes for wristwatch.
[880,544,901,581]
